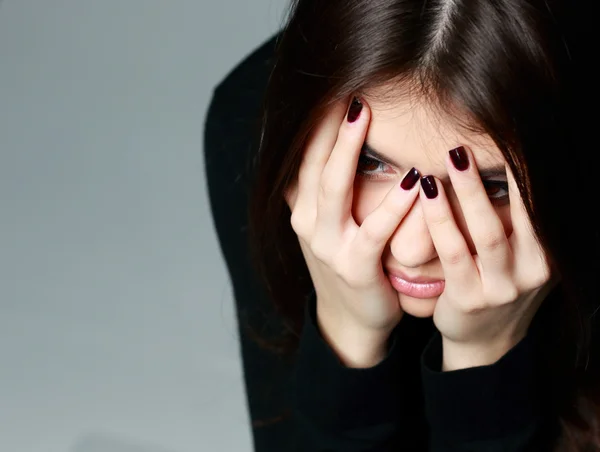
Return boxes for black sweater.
[291,290,558,451]
[204,34,560,452]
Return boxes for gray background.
[0,1,286,451]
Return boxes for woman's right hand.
[284,97,422,368]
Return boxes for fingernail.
[449,146,469,171]
[421,176,438,199]
[347,97,363,123]
[400,167,420,190]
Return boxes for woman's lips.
[386,270,445,299]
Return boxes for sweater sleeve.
[290,293,557,451]
[290,292,433,451]
[420,326,558,451]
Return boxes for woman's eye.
[358,153,509,204]
[356,154,390,179]
[483,181,509,204]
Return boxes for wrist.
[316,302,391,368]
[440,334,524,371]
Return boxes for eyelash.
[357,154,510,204]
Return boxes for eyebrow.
[361,142,507,182]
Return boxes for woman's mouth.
[386,271,445,299]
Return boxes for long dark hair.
[248,0,600,448]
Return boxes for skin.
[353,89,513,319]
[352,88,557,370]
[285,87,558,370]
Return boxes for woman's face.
[353,88,513,318]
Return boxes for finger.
[354,167,421,266]
[419,174,478,290]
[506,162,539,251]
[318,97,370,232]
[445,146,512,277]
[505,163,552,288]
[284,182,297,210]
[293,100,348,213]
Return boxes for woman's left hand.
[419,146,556,371]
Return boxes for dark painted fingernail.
[400,167,420,190]
[449,146,469,171]
[421,176,438,199]
[347,97,363,123]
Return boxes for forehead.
[362,85,504,170]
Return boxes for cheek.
[351,181,394,224]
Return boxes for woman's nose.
[387,199,438,265]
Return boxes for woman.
[247,0,599,450]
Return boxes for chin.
[398,294,437,318]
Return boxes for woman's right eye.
[356,154,391,180]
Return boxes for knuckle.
[504,286,520,303]
[289,212,302,235]
[533,257,553,286]
[343,277,363,290]
[479,232,505,253]
[337,266,363,289]
[535,269,552,288]
[457,182,483,203]
[319,178,344,199]
[334,251,372,289]
[483,282,519,305]
[359,218,386,247]
[524,269,551,291]
[443,247,466,266]
[456,298,487,313]
[309,236,330,263]
[380,201,402,223]
[466,303,488,314]
[464,188,482,205]
[431,214,453,228]
[445,286,484,312]
[289,210,301,230]
[290,210,310,237]
[310,244,329,264]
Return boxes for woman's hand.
[284,97,421,368]
[419,145,556,371]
